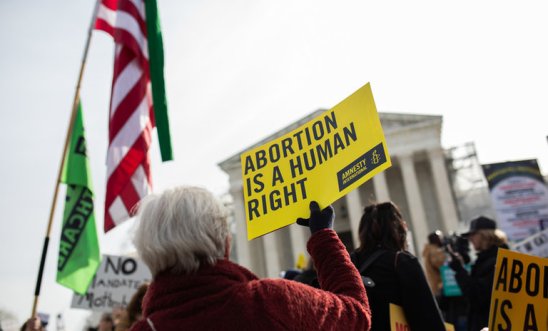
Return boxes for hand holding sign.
[296,201,334,234]
[241,83,391,239]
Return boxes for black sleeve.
[454,258,495,310]
[396,253,446,331]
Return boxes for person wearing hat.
[448,216,508,331]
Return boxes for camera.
[443,233,471,264]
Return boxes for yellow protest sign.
[295,253,307,270]
[488,249,547,331]
[240,83,391,240]
[389,303,409,331]
[389,303,454,331]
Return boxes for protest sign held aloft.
[71,254,151,312]
[482,159,548,242]
[241,83,391,239]
[488,249,547,331]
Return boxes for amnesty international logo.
[372,150,381,164]
[336,143,387,191]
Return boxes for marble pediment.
[219,109,442,171]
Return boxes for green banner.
[145,0,173,161]
[57,102,100,294]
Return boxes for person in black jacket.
[351,201,446,331]
[449,216,508,331]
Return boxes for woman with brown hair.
[351,201,445,331]
[422,230,447,297]
[115,283,149,331]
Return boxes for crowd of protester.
[21,185,520,331]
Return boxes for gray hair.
[133,186,229,276]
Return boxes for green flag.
[57,102,100,294]
[145,0,173,162]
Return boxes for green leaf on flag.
[57,102,100,295]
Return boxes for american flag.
[95,0,155,232]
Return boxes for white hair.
[133,186,229,276]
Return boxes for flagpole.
[31,0,101,318]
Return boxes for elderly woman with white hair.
[129,186,371,331]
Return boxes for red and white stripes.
[95,0,154,232]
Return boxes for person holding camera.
[448,216,508,331]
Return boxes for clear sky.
[1,0,547,329]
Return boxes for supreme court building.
[219,109,461,278]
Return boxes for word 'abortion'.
[244,111,358,220]
[244,111,353,175]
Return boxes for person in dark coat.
[130,186,371,331]
[449,216,508,331]
[351,201,446,331]
[293,259,320,288]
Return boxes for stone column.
[228,167,268,276]
[249,237,267,277]
[289,223,309,264]
[229,172,252,270]
[428,147,460,233]
[345,188,363,248]
[262,232,281,278]
[373,170,390,202]
[398,152,429,257]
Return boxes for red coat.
[130,229,371,331]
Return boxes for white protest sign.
[513,228,548,258]
[71,254,151,312]
[482,160,548,241]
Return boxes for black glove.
[296,201,334,234]
[448,251,464,272]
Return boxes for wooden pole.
[31,0,101,318]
